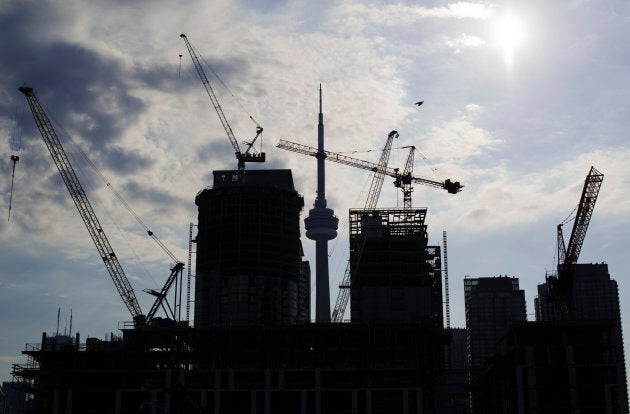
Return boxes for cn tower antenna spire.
[305,85,338,323]
[319,83,322,113]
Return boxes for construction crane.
[180,34,265,172]
[277,139,463,195]
[19,86,185,327]
[330,130,398,322]
[547,166,604,320]
[278,135,462,322]
[393,145,416,209]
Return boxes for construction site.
[3,34,627,414]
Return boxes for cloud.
[446,33,485,53]
[331,2,495,27]
[1,0,630,384]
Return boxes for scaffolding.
[348,208,442,326]
[13,323,449,414]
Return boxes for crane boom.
[181,34,265,171]
[548,166,604,321]
[277,139,463,194]
[19,86,144,323]
[364,130,397,210]
[331,130,398,322]
[563,166,603,265]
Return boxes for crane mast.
[277,139,463,194]
[180,34,265,171]
[394,146,416,209]
[19,86,144,324]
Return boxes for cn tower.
[304,85,339,323]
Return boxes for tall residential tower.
[464,276,526,370]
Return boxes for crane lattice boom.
[276,139,463,194]
[331,130,398,322]
[181,34,265,171]
[563,166,604,266]
[19,86,144,322]
[549,166,604,321]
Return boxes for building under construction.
[194,169,307,328]
[10,80,627,413]
[12,322,450,413]
[472,321,626,413]
[349,208,442,326]
[9,174,461,413]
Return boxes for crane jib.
[19,86,186,328]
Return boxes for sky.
[0,0,629,382]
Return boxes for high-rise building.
[535,263,627,411]
[349,208,443,325]
[194,169,305,327]
[464,276,526,370]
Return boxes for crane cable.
[191,46,264,154]
[196,52,261,128]
[560,203,578,226]
[8,155,19,222]
[338,146,444,181]
[7,100,25,222]
[42,102,181,265]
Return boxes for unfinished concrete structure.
[194,169,305,327]
[473,322,626,413]
[13,323,449,413]
[348,208,442,325]
[535,263,627,411]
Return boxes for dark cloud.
[122,179,182,207]
[136,54,250,95]
[194,137,240,167]
[100,145,155,175]
[0,3,144,175]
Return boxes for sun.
[495,14,526,69]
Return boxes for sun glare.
[495,14,525,69]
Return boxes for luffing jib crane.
[331,130,398,322]
[19,86,184,327]
[547,166,603,320]
[180,34,265,172]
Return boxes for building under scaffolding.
[348,208,442,326]
[13,323,449,414]
[194,169,307,328]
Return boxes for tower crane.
[276,139,463,194]
[393,145,416,209]
[180,34,265,172]
[547,166,603,320]
[329,130,398,322]
[279,132,462,322]
[19,86,185,327]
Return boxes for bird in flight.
[415,101,424,106]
